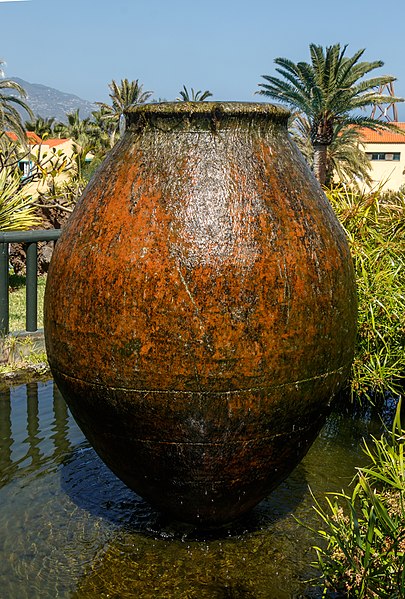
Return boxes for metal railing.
[0,229,62,335]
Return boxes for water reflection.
[63,448,315,598]
[61,441,309,539]
[0,380,397,599]
[26,383,41,470]
[0,386,12,482]
[0,381,72,488]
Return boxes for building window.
[18,160,36,179]
[366,152,401,161]
[19,161,28,178]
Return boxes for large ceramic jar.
[44,103,357,525]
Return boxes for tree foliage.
[257,44,404,184]
[25,115,56,138]
[176,86,213,102]
[96,78,153,145]
[0,59,33,142]
[54,109,91,143]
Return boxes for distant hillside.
[9,77,97,123]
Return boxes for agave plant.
[0,167,40,231]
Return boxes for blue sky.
[1,0,405,118]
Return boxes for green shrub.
[306,400,405,597]
[326,187,405,401]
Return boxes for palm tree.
[54,109,93,143]
[51,109,108,176]
[176,86,213,101]
[289,113,372,187]
[0,59,33,142]
[96,78,153,145]
[91,105,119,151]
[257,44,404,185]
[25,115,56,138]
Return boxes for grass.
[304,400,405,598]
[1,274,48,377]
[8,273,47,331]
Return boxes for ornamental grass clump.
[308,400,405,597]
[326,186,405,401]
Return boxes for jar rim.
[125,101,290,121]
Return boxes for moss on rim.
[125,101,290,129]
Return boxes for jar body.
[44,103,357,524]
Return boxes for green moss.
[126,101,289,117]
[125,101,290,133]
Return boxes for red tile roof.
[41,138,70,148]
[5,131,42,144]
[4,131,72,147]
[358,122,405,144]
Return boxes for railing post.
[0,242,9,335]
[26,241,38,332]
[0,229,61,335]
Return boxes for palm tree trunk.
[312,143,328,185]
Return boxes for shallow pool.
[0,380,396,598]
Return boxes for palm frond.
[176,85,213,101]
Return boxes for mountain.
[9,77,97,123]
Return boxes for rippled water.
[0,380,396,598]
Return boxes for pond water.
[0,380,397,598]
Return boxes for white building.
[359,123,405,192]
